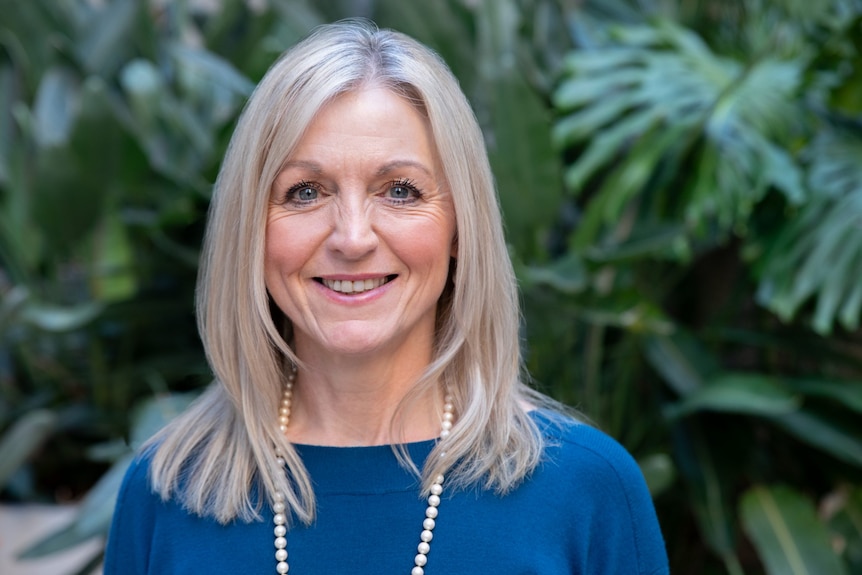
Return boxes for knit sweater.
[105,411,669,574]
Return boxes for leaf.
[169,42,254,99]
[771,410,862,467]
[20,301,103,332]
[76,0,140,76]
[0,285,29,332]
[522,253,588,294]
[129,392,199,449]
[90,211,137,303]
[785,378,862,414]
[0,409,57,488]
[740,485,848,575]
[17,453,134,558]
[826,487,862,572]
[673,423,740,568]
[583,223,686,262]
[638,452,676,497]
[756,128,862,334]
[15,393,196,558]
[665,373,801,419]
[32,66,80,148]
[643,332,719,396]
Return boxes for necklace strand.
[272,368,454,574]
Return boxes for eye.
[386,179,421,202]
[285,181,320,203]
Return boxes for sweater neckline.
[292,440,437,494]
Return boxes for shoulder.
[105,453,160,575]
[527,409,670,574]
[531,409,643,484]
[118,451,156,498]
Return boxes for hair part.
[145,18,564,525]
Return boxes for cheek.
[389,218,456,275]
[263,219,306,285]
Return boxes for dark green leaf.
[17,453,133,558]
[741,485,848,575]
[0,409,57,488]
[665,373,801,419]
[522,253,588,294]
[638,453,676,497]
[771,410,862,467]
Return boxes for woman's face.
[265,86,456,363]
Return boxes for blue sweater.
[105,412,669,574]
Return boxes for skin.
[265,85,457,446]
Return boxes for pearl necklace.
[272,368,455,575]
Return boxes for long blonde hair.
[145,19,555,524]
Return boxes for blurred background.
[1,0,861,573]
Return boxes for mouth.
[315,275,396,295]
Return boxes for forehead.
[285,85,442,174]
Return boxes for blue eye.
[391,185,413,199]
[286,181,319,203]
[297,187,317,200]
[387,179,421,202]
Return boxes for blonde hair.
[145,19,556,524]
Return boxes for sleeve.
[550,420,670,575]
[581,429,670,575]
[104,456,157,575]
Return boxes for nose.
[326,195,378,259]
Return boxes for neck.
[284,353,443,446]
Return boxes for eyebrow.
[280,159,433,177]
[375,160,434,178]
[280,160,323,173]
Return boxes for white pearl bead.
[270,382,455,575]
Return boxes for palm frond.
[756,128,862,333]
[554,20,805,247]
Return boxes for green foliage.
[741,485,849,575]
[544,0,862,572]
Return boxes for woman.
[105,20,668,575]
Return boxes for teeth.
[323,277,388,294]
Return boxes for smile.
[318,275,395,294]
